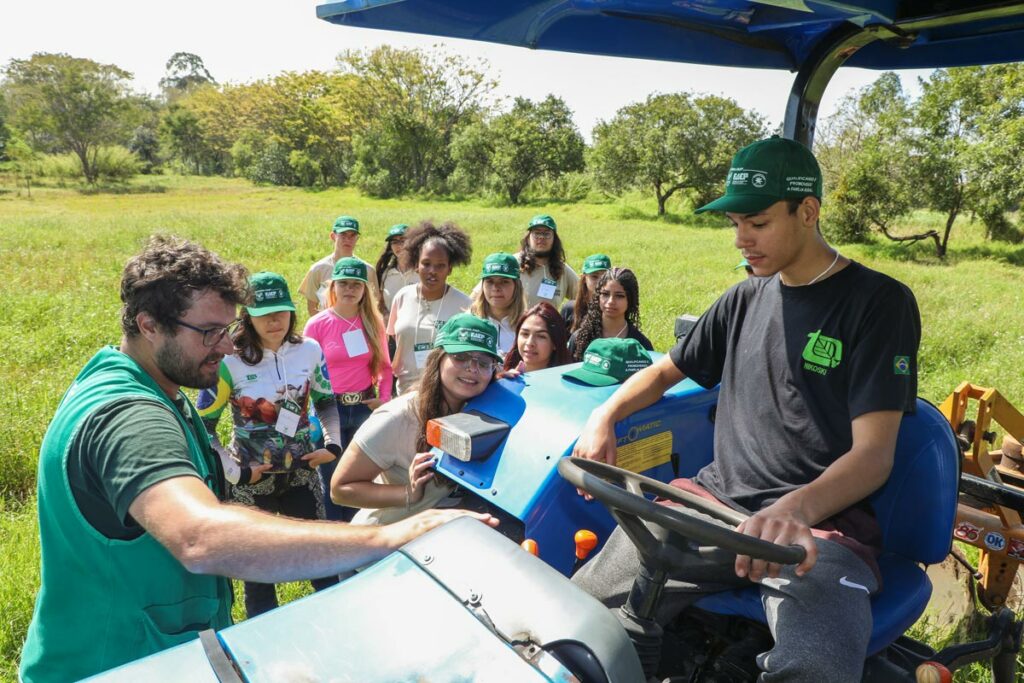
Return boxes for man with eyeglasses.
[516,214,579,310]
[21,235,496,683]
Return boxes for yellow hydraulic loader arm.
[940,382,1024,609]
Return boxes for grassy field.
[1,174,1023,680]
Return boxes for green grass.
[2,174,1023,680]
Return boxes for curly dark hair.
[399,221,472,273]
[232,311,302,366]
[518,230,566,281]
[120,235,250,337]
[502,302,572,371]
[571,267,642,362]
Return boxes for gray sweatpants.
[572,529,878,683]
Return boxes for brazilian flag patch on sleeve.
[893,356,911,375]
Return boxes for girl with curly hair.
[568,267,653,360]
[387,221,472,394]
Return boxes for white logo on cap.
[752,173,767,188]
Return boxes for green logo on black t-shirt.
[893,356,910,375]
[802,330,843,376]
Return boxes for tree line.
[0,49,764,210]
[2,49,1023,255]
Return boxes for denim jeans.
[319,402,373,522]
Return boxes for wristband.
[325,443,342,457]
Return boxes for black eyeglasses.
[175,319,240,347]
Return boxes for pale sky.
[0,1,932,136]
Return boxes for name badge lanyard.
[274,351,302,438]
[414,284,448,368]
[336,312,370,358]
[537,263,558,300]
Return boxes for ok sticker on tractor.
[616,430,673,473]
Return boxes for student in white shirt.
[470,252,527,357]
[387,221,473,394]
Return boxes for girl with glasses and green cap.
[517,214,579,310]
[387,221,473,395]
[470,252,527,356]
[331,313,502,525]
[562,253,611,333]
[197,271,343,617]
[303,257,393,523]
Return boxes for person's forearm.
[594,357,682,425]
[306,299,318,316]
[182,500,395,581]
[781,446,893,526]
[315,398,342,447]
[332,480,406,510]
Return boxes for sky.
[0,0,933,137]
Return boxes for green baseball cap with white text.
[480,252,520,280]
[387,224,409,240]
[247,272,296,316]
[332,215,360,233]
[331,257,368,283]
[563,338,653,387]
[528,214,557,232]
[695,136,822,215]
[582,254,612,274]
[434,313,503,360]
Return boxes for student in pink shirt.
[304,257,392,521]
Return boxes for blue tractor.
[88,1,1024,679]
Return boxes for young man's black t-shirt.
[668,261,920,564]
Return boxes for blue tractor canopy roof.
[316,0,1024,72]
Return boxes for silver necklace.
[804,250,840,286]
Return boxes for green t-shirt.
[67,395,201,540]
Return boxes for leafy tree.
[911,65,1024,254]
[339,46,497,196]
[590,93,766,215]
[818,73,918,246]
[451,95,585,204]
[159,52,215,102]
[0,95,10,161]
[3,53,137,183]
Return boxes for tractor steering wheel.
[557,457,806,570]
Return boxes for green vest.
[20,347,233,683]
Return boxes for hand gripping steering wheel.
[557,457,806,572]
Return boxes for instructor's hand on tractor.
[382,509,499,548]
[734,497,818,581]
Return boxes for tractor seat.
[694,399,960,656]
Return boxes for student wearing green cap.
[516,214,579,310]
[374,223,418,319]
[572,136,921,683]
[304,257,393,523]
[21,237,495,683]
[297,215,380,316]
[198,271,344,617]
[562,253,611,333]
[387,221,473,395]
[332,313,503,525]
[470,252,527,356]
[568,267,652,360]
